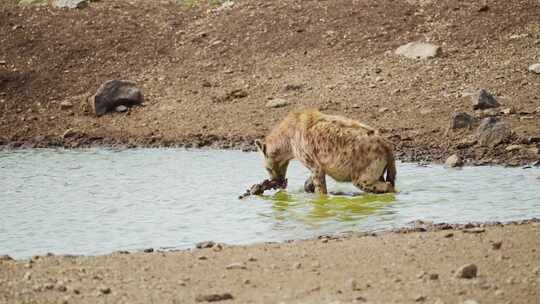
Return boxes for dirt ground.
[0,0,539,165]
[1,221,538,304]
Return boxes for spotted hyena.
[255,109,396,195]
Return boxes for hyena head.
[255,139,290,182]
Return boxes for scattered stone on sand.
[93,80,143,116]
[491,241,503,250]
[53,0,88,9]
[444,232,454,238]
[212,89,248,103]
[195,293,234,302]
[450,112,474,129]
[528,63,540,74]
[99,286,111,294]
[24,272,31,280]
[463,228,485,234]
[476,117,510,147]
[415,295,427,302]
[283,83,304,91]
[429,273,439,280]
[395,42,441,59]
[456,264,478,279]
[472,89,500,110]
[196,241,216,249]
[225,262,246,270]
[445,154,463,168]
[265,98,290,108]
[60,101,73,110]
[239,179,287,199]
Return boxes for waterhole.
[1,149,539,259]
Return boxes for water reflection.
[263,191,395,224]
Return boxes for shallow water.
[1,148,539,259]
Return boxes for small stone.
[266,98,290,108]
[225,262,246,270]
[24,272,31,280]
[429,273,439,280]
[61,129,78,139]
[472,89,500,110]
[378,107,389,113]
[395,42,441,59]
[53,0,88,9]
[293,262,301,269]
[60,101,73,110]
[0,255,13,261]
[195,293,233,302]
[99,286,111,294]
[456,264,478,279]
[501,107,515,115]
[444,232,454,238]
[115,105,128,113]
[196,241,215,249]
[348,278,360,290]
[495,290,504,296]
[528,63,540,74]
[450,112,474,129]
[415,295,426,302]
[93,80,143,116]
[243,279,250,284]
[463,228,485,233]
[492,241,503,250]
[57,285,67,292]
[445,154,463,168]
[198,256,207,260]
[463,300,479,304]
[505,145,522,152]
[143,248,154,253]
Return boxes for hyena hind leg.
[353,160,394,194]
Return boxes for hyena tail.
[385,154,396,188]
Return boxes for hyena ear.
[255,139,267,156]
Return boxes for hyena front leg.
[304,175,315,193]
[311,169,327,195]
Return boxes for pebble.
[415,295,426,302]
[463,228,485,233]
[492,241,503,250]
[472,89,500,110]
[429,273,439,280]
[60,101,73,110]
[395,42,441,59]
[463,300,479,304]
[293,262,301,269]
[143,248,154,253]
[195,293,233,302]
[266,98,290,108]
[99,286,111,294]
[225,262,246,270]
[115,105,128,113]
[348,278,360,290]
[456,264,478,279]
[450,112,474,129]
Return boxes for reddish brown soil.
[1,0,539,165]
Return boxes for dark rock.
[99,286,111,294]
[196,241,216,249]
[450,112,474,129]
[463,228,485,233]
[456,264,478,279]
[472,89,500,110]
[492,241,503,250]
[60,101,73,110]
[93,80,143,116]
[476,117,510,147]
[143,248,154,253]
[195,293,234,302]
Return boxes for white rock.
[266,98,290,108]
[445,154,463,168]
[528,63,540,74]
[395,42,441,59]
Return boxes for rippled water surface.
[1,149,539,259]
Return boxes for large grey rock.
[450,112,474,129]
[471,89,500,110]
[93,80,143,116]
[456,263,478,279]
[395,42,441,59]
[529,63,540,74]
[53,0,88,9]
[476,117,510,147]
